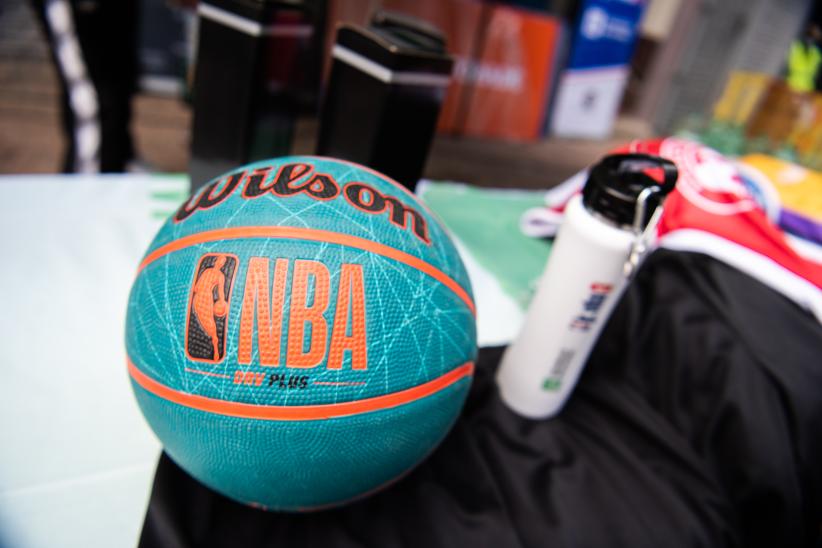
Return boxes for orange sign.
[461,6,562,140]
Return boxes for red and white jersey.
[521,138,822,319]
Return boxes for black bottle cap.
[582,153,678,229]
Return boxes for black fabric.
[139,250,822,548]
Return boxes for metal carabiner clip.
[623,186,663,279]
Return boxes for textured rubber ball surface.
[125,156,477,510]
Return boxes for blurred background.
[2,3,821,546]
[1,0,821,186]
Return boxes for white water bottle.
[497,154,678,419]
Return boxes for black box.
[189,0,325,190]
[316,13,453,191]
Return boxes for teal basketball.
[125,157,476,510]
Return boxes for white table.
[0,175,184,548]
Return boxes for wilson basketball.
[125,157,477,510]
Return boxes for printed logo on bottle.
[186,253,238,363]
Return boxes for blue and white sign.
[571,0,644,69]
[550,0,645,138]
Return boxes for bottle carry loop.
[624,186,663,279]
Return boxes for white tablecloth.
[0,174,187,548]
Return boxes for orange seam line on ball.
[127,359,474,420]
[138,226,475,315]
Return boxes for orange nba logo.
[186,253,239,362]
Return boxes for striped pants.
[32,0,137,173]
